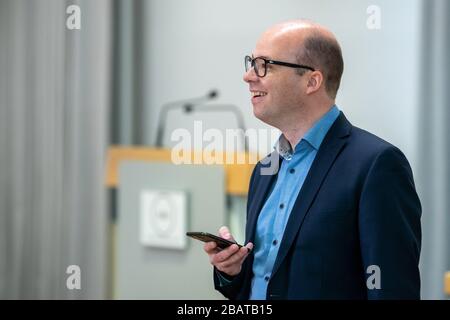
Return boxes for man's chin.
[253,108,269,124]
[252,105,262,119]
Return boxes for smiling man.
[203,20,422,300]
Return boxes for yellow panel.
[445,271,450,295]
[105,147,257,195]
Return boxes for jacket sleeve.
[213,262,250,300]
[358,146,422,299]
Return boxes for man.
[203,20,421,299]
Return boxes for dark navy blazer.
[214,112,421,299]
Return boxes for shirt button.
[289,168,295,174]
[264,276,270,282]
[272,239,278,246]
[279,203,284,209]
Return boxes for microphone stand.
[155,90,218,147]
[183,104,248,152]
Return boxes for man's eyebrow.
[253,55,270,59]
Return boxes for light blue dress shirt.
[249,105,340,300]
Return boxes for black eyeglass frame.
[245,55,315,77]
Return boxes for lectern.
[445,271,450,296]
[105,147,255,299]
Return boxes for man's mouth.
[251,91,267,104]
[251,91,267,98]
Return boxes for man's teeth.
[252,92,267,97]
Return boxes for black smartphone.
[186,232,243,249]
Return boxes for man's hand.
[203,226,253,277]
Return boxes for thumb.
[218,226,235,242]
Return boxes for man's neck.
[280,103,334,150]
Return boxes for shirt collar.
[274,105,340,160]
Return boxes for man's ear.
[305,71,323,95]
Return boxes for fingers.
[245,242,254,253]
[213,241,254,267]
[211,243,240,265]
[203,226,254,276]
[203,241,218,254]
[219,226,235,242]
[219,244,252,268]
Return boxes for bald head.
[265,20,336,39]
[260,20,344,99]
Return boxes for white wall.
[143,0,421,171]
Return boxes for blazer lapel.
[271,112,352,276]
[246,154,282,243]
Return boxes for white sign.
[140,190,187,249]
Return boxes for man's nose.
[243,67,258,83]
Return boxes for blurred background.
[0,0,449,299]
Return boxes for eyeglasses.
[244,55,315,77]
